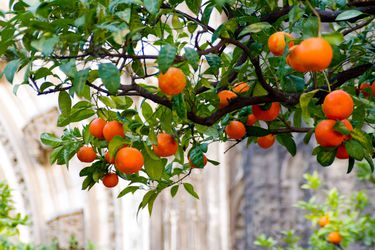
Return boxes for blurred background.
[1,1,374,250]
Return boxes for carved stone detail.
[46,210,85,249]
[22,108,61,165]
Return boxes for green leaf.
[40,133,62,147]
[303,17,318,38]
[185,0,201,14]
[364,155,374,173]
[317,148,336,166]
[345,139,365,160]
[108,136,128,158]
[137,190,157,216]
[143,0,160,14]
[73,68,89,96]
[300,90,319,126]
[239,22,271,37]
[246,126,269,137]
[82,176,93,190]
[30,36,59,56]
[207,159,220,166]
[202,4,214,25]
[303,129,314,144]
[111,96,133,109]
[347,157,355,174]
[50,146,64,164]
[79,166,93,177]
[3,59,21,84]
[170,185,179,197]
[98,63,121,94]
[99,96,117,108]
[184,47,199,70]
[189,146,205,168]
[143,151,166,180]
[141,101,154,122]
[205,54,221,70]
[158,44,177,73]
[147,192,158,215]
[276,134,297,156]
[333,120,351,135]
[350,128,373,154]
[183,183,199,199]
[117,186,139,198]
[252,82,268,96]
[172,94,187,120]
[336,10,363,21]
[58,91,71,115]
[282,75,305,93]
[59,60,76,78]
[322,32,344,46]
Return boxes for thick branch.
[342,17,374,35]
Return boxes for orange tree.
[0,0,374,213]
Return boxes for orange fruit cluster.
[76,117,145,188]
[217,82,253,109]
[315,90,354,159]
[268,32,333,72]
[220,88,280,149]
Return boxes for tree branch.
[342,17,374,35]
[260,5,375,23]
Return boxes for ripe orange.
[318,215,330,227]
[102,173,119,188]
[77,146,96,163]
[153,133,178,157]
[292,37,333,72]
[225,121,246,140]
[158,67,186,96]
[252,102,281,121]
[360,83,371,97]
[336,144,349,159]
[115,147,144,174]
[327,231,342,245]
[246,114,257,126]
[372,81,375,96]
[104,151,115,164]
[286,45,308,72]
[89,118,107,139]
[218,90,237,109]
[233,82,250,94]
[268,32,294,56]
[314,119,352,147]
[322,90,354,120]
[189,155,208,169]
[257,134,275,149]
[103,121,125,142]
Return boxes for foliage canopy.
[0,0,374,212]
